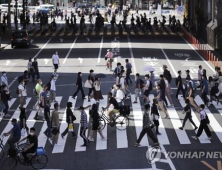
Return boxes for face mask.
[30,132,34,136]
[3,73,6,76]
[145,77,148,80]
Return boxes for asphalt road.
[0,32,221,170]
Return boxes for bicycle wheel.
[99,117,106,130]
[31,154,48,169]
[115,115,129,130]
[1,157,17,170]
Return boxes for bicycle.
[99,107,130,131]
[1,143,48,170]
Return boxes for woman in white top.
[18,79,27,108]
[164,76,174,107]
[27,58,35,82]
[93,77,103,102]
[50,75,57,103]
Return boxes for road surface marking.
[0,98,16,123]
[62,37,78,64]
[127,35,137,77]
[33,38,52,59]
[97,36,104,63]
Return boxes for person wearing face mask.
[50,75,57,103]
[18,79,27,108]
[143,74,152,104]
[32,58,40,80]
[34,79,43,109]
[191,104,212,140]
[87,70,95,102]
[17,127,38,165]
[3,119,21,149]
[52,51,60,74]
[1,84,11,117]
[1,71,8,89]
[72,72,86,100]
[27,58,35,83]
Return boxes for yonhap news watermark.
[146,147,222,164]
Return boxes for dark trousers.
[162,91,168,106]
[2,100,9,114]
[125,73,132,85]
[176,86,185,99]
[153,120,159,133]
[44,119,51,138]
[182,114,197,128]
[73,86,85,99]
[22,149,35,162]
[28,69,35,82]
[196,121,211,137]
[80,127,88,145]
[201,92,208,105]
[34,71,40,79]
[8,137,20,149]
[61,122,76,137]
[88,88,93,99]
[136,127,158,144]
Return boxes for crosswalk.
[0,94,222,154]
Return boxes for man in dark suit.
[159,74,168,107]
[176,70,185,99]
[72,72,85,100]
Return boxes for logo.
[146,146,161,164]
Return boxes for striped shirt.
[80,111,88,128]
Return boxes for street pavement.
[0,31,221,170]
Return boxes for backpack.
[148,80,153,91]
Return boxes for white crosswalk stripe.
[1,94,222,154]
[0,98,16,123]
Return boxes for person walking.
[151,98,161,135]
[201,75,210,106]
[187,81,199,112]
[163,65,172,84]
[105,49,114,71]
[93,77,103,103]
[156,84,169,118]
[18,79,27,108]
[19,107,29,135]
[49,103,61,145]
[143,74,152,104]
[197,65,203,88]
[135,104,159,147]
[50,75,57,103]
[34,79,42,109]
[1,84,11,117]
[88,104,106,141]
[72,72,85,100]
[43,100,51,138]
[61,102,77,138]
[176,70,185,99]
[179,99,198,130]
[32,58,40,80]
[191,104,212,140]
[79,105,91,147]
[159,75,168,107]
[27,58,35,83]
[52,51,60,74]
[1,71,9,89]
[87,70,95,102]
[164,76,173,107]
[133,73,143,104]
[125,59,132,85]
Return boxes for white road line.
[157,41,177,77]
[195,95,222,142]
[62,37,78,64]
[0,98,16,123]
[159,145,176,170]
[97,36,104,63]
[52,97,77,153]
[131,94,148,147]
[96,95,107,150]
[178,96,210,144]
[33,38,52,59]
[38,97,62,148]
[150,95,170,145]
[165,98,191,144]
[127,35,137,76]
[75,99,91,152]
[0,98,31,152]
[179,33,215,73]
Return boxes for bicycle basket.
[37,147,46,156]
[8,148,17,158]
[119,105,130,116]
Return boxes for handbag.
[69,124,73,132]
[84,80,92,88]
[21,128,26,136]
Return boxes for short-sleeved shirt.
[18,84,27,97]
[52,54,59,64]
[27,134,38,151]
[40,91,47,105]
[35,83,42,94]
[66,108,75,123]
[109,97,120,110]
[12,123,21,138]
[202,79,209,93]
[44,105,50,120]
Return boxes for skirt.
[94,90,104,100]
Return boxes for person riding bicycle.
[3,118,21,149]
[16,127,38,165]
[104,92,120,125]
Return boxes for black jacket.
[76,76,83,87]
